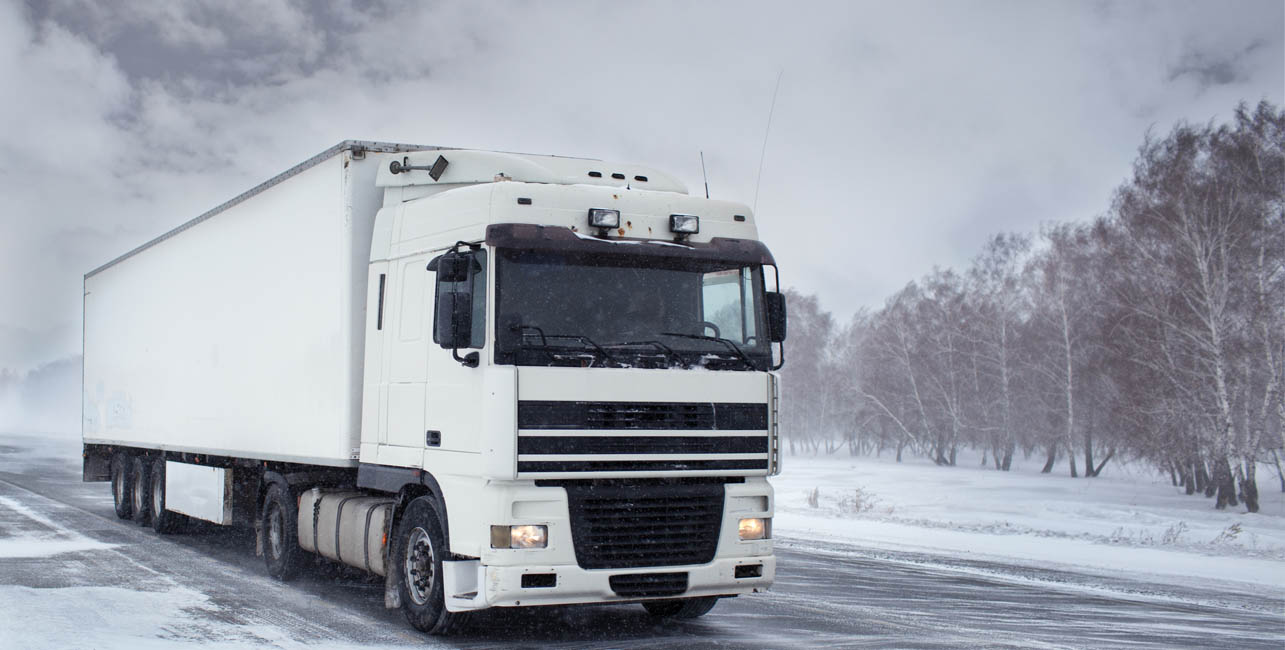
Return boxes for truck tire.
[131,456,151,526]
[262,482,304,581]
[149,457,184,534]
[111,453,133,520]
[393,496,468,635]
[642,596,718,619]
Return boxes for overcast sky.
[0,0,1281,373]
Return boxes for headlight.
[588,208,620,229]
[738,517,769,541]
[669,213,700,234]
[491,524,548,549]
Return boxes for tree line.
[779,101,1283,513]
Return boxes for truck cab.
[357,150,785,629]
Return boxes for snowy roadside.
[772,451,1285,598]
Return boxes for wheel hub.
[152,472,163,517]
[268,505,283,559]
[132,469,145,514]
[404,527,434,606]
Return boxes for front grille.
[564,481,724,569]
[609,572,689,598]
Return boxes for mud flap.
[384,567,401,609]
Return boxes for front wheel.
[393,497,468,635]
[642,596,718,619]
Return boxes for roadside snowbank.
[773,451,1285,592]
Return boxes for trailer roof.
[85,140,445,278]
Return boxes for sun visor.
[485,223,776,265]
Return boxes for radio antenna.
[699,151,710,199]
[753,69,784,213]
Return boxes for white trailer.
[83,141,787,634]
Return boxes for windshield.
[495,248,770,370]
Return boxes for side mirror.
[435,290,473,349]
[428,252,472,282]
[766,291,787,343]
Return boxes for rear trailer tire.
[262,482,303,581]
[111,453,133,520]
[642,596,718,619]
[149,457,184,534]
[393,497,468,635]
[130,456,151,526]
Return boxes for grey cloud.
[1167,40,1265,89]
[1,0,1282,376]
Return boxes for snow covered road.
[0,434,1280,649]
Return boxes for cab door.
[424,247,489,462]
[379,254,432,465]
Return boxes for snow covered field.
[773,450,1285,595]
[2,433,1283,648]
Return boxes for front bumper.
[443,554,776,611]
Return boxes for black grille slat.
[518,435,768,455]
[565,482,724,570]
[518,459,768,473]
[609,572,689,598]
[519,401,767,431]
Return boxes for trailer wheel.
[393,496,468,635]
[262,482,303,581]
[149,457,184,534]
[130,456,151,526]
[642,596,718,619]
[111,453,133,520]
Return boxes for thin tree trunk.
[1213,456,1238,509]
[1273,449,1285,493]
[1041,444,1056,473]
[1240,458,1259,513]
[1083,427,1095,477]
[1196,460,1213,496]
[1090,449,1115,477]
[1168,461,1178,487]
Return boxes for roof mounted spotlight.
[669,214,699,240]
[588,208,620,236]
[389,154,450,180]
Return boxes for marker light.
[670,214,700,234]
[588,208,620,229]
[738,517,769,541]
[491,524,548,549]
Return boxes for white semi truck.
[82,141,787,634]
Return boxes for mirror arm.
[452,348,480,368]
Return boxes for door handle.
[426,430,441,447]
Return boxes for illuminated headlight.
[588,208,620,229]
[669,213,700,234]
[738,517,769,541]
[491,524,548,549]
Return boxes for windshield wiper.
[510,324,620,366]
[659,332,757,369]
[603,339,687,369]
